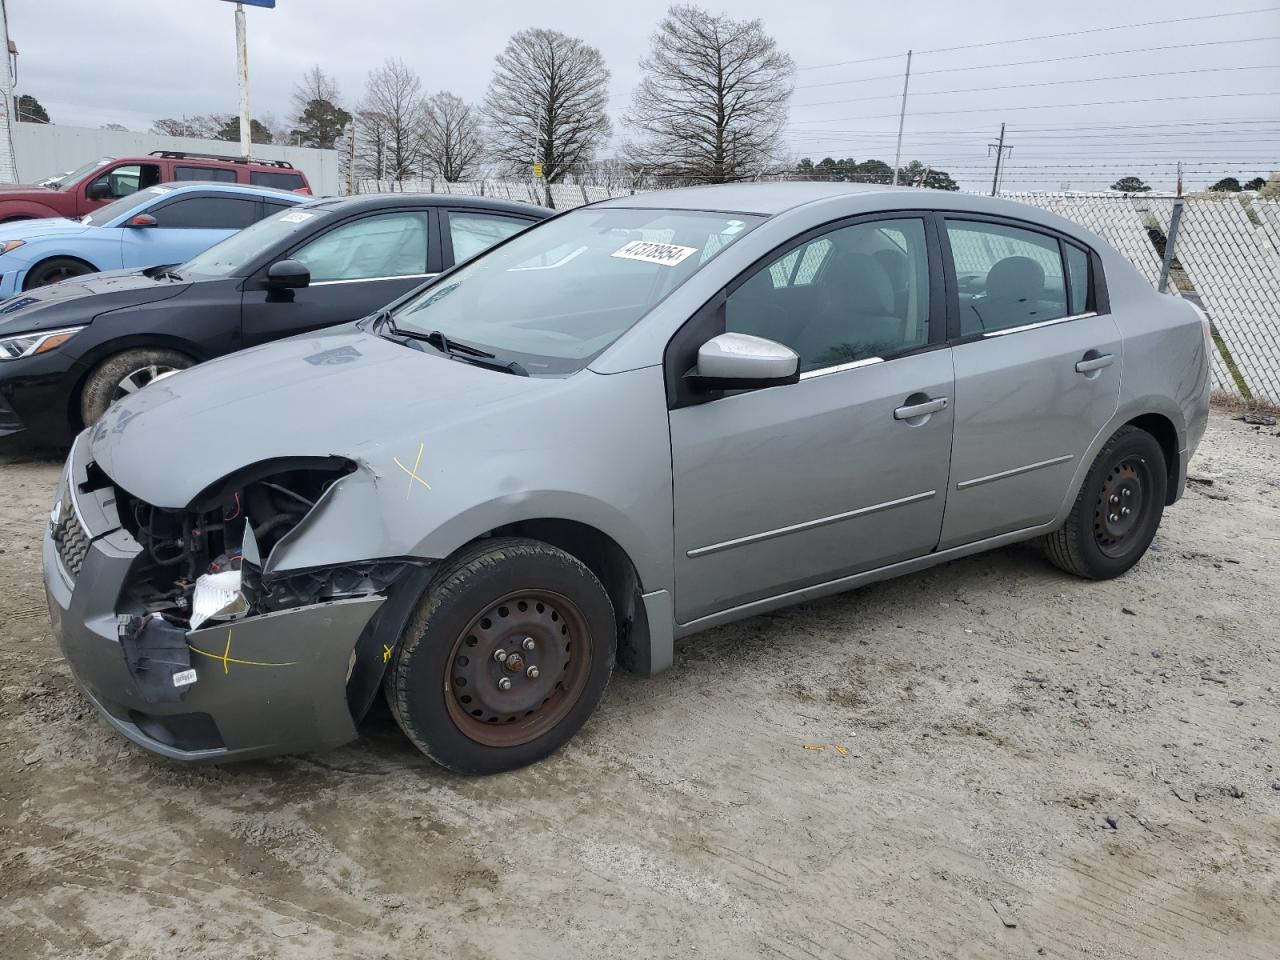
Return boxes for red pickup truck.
[0,151,311,222]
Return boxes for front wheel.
[385,537,616,774]
[24,256,94,289]
[78,348,194,426]
[1039,425,1167,579]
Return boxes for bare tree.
[358,58,426,183]
[290,65,351,149]
[421,92,484,181]
[152,114,223,139]
[625,5,794,183]
[483,29,611,204]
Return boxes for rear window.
[250,171,306,190]
[175,165,237,183]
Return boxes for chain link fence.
[361,179,1280,405]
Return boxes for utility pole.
[891,50,912,186]
[233,3,251,158]
[988,123,1012,196]
[0,0,17,183]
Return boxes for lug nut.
[1123,489,1132,498]
[522,637,536,651]
[1109,514,1118,523]
[526,665,540,679]
[493,648,508,663]
[1121,507,1131,516]
[497,677,512,691]
[1110,495,1119,505]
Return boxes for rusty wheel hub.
[445,590,591,747]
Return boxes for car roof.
[149,181,307,201]
[593,181,899,216]
[300,193,553,217]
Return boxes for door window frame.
[664,210,949,409]
[933,211,1109,346]
[147,192,265,230]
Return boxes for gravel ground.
[0,411,1276,960]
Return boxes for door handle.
[894,396,949,420]
[1075,352,1115,373]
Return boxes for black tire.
[78,348,194,426]
[385,537,615,774]
[23,256,95,289]
[1039,425,1167,579]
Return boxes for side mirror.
[126,214,157,228]
[266,259,310,289]
[87,181,113,200]
[686,332,800,391]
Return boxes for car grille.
[52,508,90,580]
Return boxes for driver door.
[669,215,954,624]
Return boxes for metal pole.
[891,50,912,186]
[1158,199,1183,294]
[234,3,251,158]
[990,122,1006,197]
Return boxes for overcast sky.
[8,0,1279,191]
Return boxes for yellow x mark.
[393,441,431,500]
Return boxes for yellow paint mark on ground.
[802,743,825,752]
[393,442,431,499]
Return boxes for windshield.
[391,207,762,374]
[80,186,175,226]
[54,157,112,191]
[180,205,318,278]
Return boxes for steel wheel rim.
[111,364,179,404]
[444,588,593,748]
[1093,455,1150,558]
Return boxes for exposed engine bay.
[105,457,405,629]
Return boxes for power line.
[794,65,1278,110]
[797,36,1280,90]
[788,91,1280,125]
[798,6,1280,71]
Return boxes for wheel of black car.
[78,348,194,426]
[385,537,616,774]
[1039,425,1167,580]
[23,256,94,289]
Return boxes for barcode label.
[172,669,198,687]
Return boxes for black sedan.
[0,194,551,444]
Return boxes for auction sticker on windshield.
[611,240,698,267]
[280,211,314,224]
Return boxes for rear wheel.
[23,257,94,289]
[385,537,615,774]
[1040,425,1167,579]
[78,348,194,426]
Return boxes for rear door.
[119,192,264,269]
[938,215,1122,548]
[669,214,954,624]
[238,208,439,347]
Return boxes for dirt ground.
[0,411,1276,960]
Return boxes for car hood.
[0,269,191,332]
[0,184,55,196]
[0,216,91,241]
[89,327,556,508]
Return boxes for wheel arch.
[1125,412,1180,505]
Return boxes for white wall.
[10,123,341,194]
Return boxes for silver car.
[43,183,1210,773]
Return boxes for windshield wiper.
[373,315,528,376]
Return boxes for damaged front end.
[44,438,433,762]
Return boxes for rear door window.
[175,165,237,183]
[150,196,264,229]
[447,211,535,263]
[250,170,307,190]
[943,220,1068,336]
